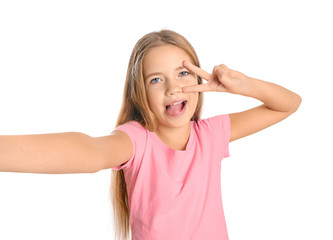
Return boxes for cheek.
[145,90,154,109]
[189,93,199,109]
[191,92,199,101]
[146,90,162,110]
[185,77,198,86]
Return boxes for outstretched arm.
[182,60,302,142]
[0,130,132,174]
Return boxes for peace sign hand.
[182,60,252,96]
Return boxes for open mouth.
[165,100,187,110]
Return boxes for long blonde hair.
[110,29,204,240]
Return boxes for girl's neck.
[155,122,191,151]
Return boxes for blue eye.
[150,71,189,84]
[180,71,189,76]
[150,78,161,84]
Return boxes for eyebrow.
[144,66,187,80]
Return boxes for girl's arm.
[228,77,301,142]
[182,60,302,142]
[0,131,132,174]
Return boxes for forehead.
[143,44,191,72]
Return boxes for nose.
[166,80,183,96]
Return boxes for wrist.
[238,76,257,97]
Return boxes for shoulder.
[113,120,147,136]
[111,121,148,170]
[194,114,231,158]
[194,114,230,133]
[113,120,148,147]
[116,120,145,129]
[191,114,231,159]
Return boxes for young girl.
[0,29,301,240]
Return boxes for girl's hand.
[182,60,252,96]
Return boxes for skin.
[143,44,199,150]
[182,58,302,143]
[143,43,302,151]
[0,44,302,174]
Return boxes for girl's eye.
[150,71,189,84]
[150,78,161,84]
[180,71,189,76]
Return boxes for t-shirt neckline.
[149,121,195,152]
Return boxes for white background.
[0,0,332,239]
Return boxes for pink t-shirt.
[112,114,231,240]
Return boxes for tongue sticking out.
[166,102,184,116]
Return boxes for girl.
[0,29,301,240]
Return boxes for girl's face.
[143,44,199,130]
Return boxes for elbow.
[291,94,302,113]
[295,94,302,110]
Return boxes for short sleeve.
[111,121,147,170]
[204,114,231,159]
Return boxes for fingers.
[181,61,233,93]
[182,60,211,81]
[214,64,233,85]
[182,83,211,93]
[213,64,230,76]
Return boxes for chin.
[165,114,194,128]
